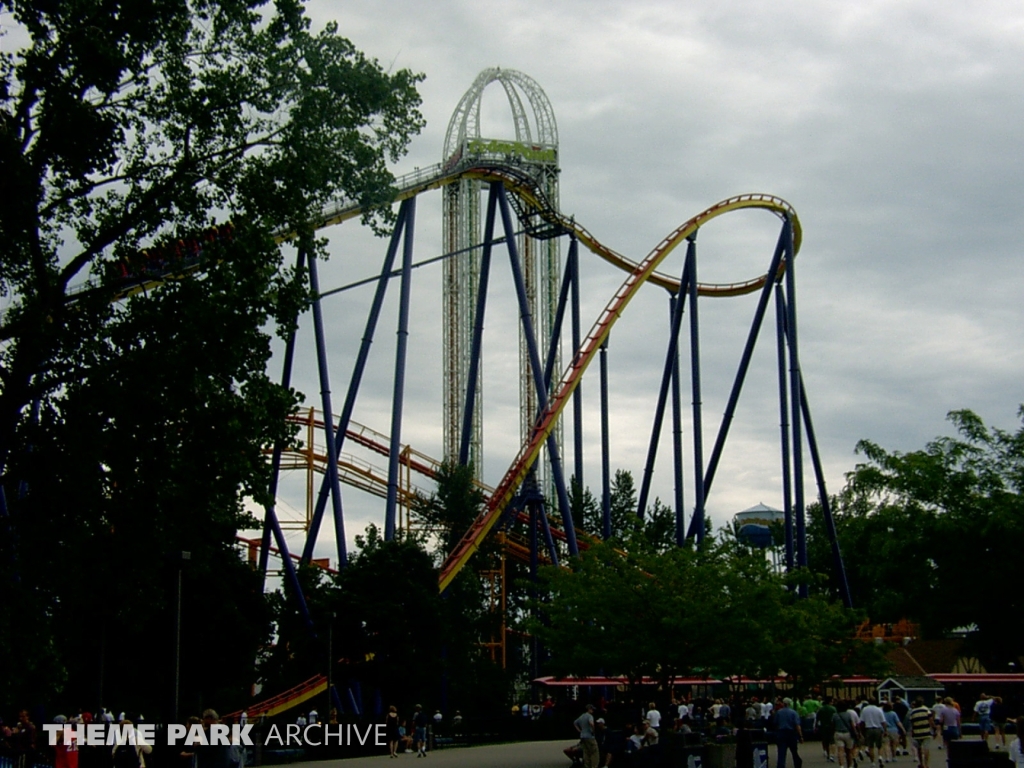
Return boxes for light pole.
[328,612,335,719]
[175,550,191,722]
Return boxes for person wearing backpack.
[111,719,152,768]
[833,701,861,768]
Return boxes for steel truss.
[250,72,854,636]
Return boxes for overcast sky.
[250,0,1024,567]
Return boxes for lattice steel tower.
[442,68,562,494]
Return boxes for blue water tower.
[734,503,784,549]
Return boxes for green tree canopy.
[266,527,444,716]
[531,536,884,694]
[0,0,423,714]
[807,408,1024,669]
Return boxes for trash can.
[705,742,738,768]
[751,741,769,768]
[679,745,706,768]
[737,729,769,768]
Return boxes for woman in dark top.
[386,706,400,758]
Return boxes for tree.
[264,527,443,717]
[569,469,684,556]
[530,535,883,694]
[0,0,423,713]
[608,469,640,541]
[569,476,598,534]
[413,463,516,714]
[414,461,488,556]
[807,408,1024,669]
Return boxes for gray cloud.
[259,0,1024,563]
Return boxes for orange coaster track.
[309,161,799,591]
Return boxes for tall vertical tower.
[442,68,562,495]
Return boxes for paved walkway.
[283,734,992,768]
[286,740,568,768]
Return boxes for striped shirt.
[908,707,932,740]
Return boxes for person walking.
[646,703,662,732]
[991,697,1007,750]
[574,704,599,768]
[882,702,905,762]
[859,699,887,768]
[833,701,860,768]
[892,697,910,756]
[974,695,993,747]
[936,698,961,753]
[385,706,400,759]
[906,698,934,768]
[413,705,429,757]
[819,696,838,763]
[776,698,804,768]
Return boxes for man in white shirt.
[646,703,662,731]
[859,700,886,768]
[974,695,993,745]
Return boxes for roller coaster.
[81,68,851,630]
[245,67,852,629]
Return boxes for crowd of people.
[0,707,248,768]
[5,691,1022,768]
[382,704,464,758]
[563,691,1023,768]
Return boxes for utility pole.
[328,612,335,719]
[175,550,191,722]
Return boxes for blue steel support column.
[260,248,307,579]
[307,245,347,568]
[303,202,410,562]
[783,218,808,597]
[686,237,707,543]
[257,246,314,629]
[496,184,578,556]
[385,197,417,540]
[460,186,499,466]
[799,372,853,608]
[700,222,790,500]
[271,513,315,631]
[543,239,575,390]
[777,290,854,608]
[775,285,794,572]
[670,293,685,547]
[600,339,611,540]
[570,237,584,488]
[637,255,691,519]
[529,502,539,581]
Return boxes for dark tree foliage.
[0,0,423,714]
[570,468,660,543]
[569,476,597,533]
[414,461,488,557]
[571,468,678,551]
[807,409,1024,669]
[531,536,885,695]
[265,528,443,717]
[609,468,639,540]
[413,462,516,715]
